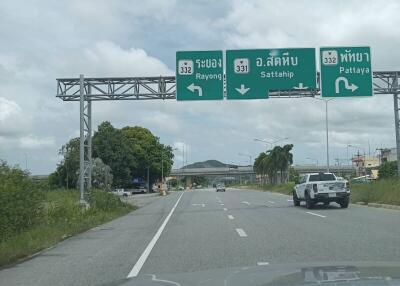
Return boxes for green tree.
[378,161,398,179]
[121,126,174,185]
[49,138,80,189]
[254,144,294,184]
[93,121,136,187]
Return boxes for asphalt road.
[1,188,400,285]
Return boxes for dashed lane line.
[236,228,248,237]
[306,211,326,218]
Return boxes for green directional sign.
[320,47,372,97]
[176,51,223,101]
[226,48,316,100]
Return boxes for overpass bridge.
[170,165,355,176]
[169,165,356,185]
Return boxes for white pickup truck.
[293,173,350,209]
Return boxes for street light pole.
[254,137,289,150]
[312,98,334,173]
[238,153,252,166]
[325,100,330,172]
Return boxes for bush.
[0,189,134,267]
[378,161,398,179]
[351,179,400,205]
[88,189,127,211]
[0,161,44,242]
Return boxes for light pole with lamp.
[238,153,252,166]
[238,153,253,184]
[312,97,334,172]
[254,137,289,150]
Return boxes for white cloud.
[81,41,173,77]
[0,0,399,173]
[0,97,20,122]
[19,135,55,149]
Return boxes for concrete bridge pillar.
[185,176,192,189]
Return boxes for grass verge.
[0,190,135,268]
[350,179,400,206]
[233,179,400,206]
[233,182,295,195]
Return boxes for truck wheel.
[305,192,314,209]
[293,191,300,206]
[339,197,349,208]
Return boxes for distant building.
[352,155,380,178]
[379,148,398,163]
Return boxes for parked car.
[112,189,130,197]
[293,172,350,209]
[216,183,226,192]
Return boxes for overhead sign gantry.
[56,46,400,204]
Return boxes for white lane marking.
[257,262,270,266]
[127,192,185,278]
[267,201,275,204]
[306,211,326,218]
[236,228,247,237]
[150,274,182,286]
[241,201,250,205]
[220,203,225,206]
[192,203,205,207]
[287,199,293,202]
[228,215,234,220]
[223,208,228,211]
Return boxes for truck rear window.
[309,174,336,181]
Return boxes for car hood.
[100,261,400,286]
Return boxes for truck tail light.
[313,184,318,193]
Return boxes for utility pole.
[394,73,400,176]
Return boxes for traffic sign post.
[176,50,223,101]
[226,48,316,100]
[320,47,372,97]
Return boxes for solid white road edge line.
[127,192,185,278]
[236,228,248,237]
[228,215,234,220]
[306,211,326,218]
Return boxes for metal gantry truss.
[57,72,400,203]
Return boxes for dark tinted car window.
[309,174,335,181]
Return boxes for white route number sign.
[178,60,194,75]
[321,50,338,66]
[234,58,250,74]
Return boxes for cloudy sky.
[1,0,399,174]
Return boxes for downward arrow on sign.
[235,84,250,95]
